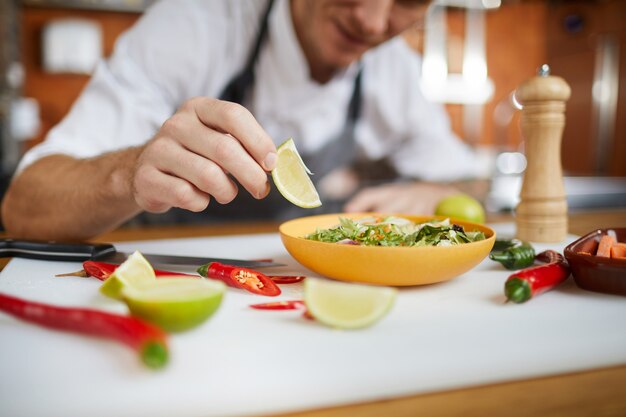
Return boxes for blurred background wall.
[1,0,624,213]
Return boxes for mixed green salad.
[305,216,485,247]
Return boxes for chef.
[1,0,479,240]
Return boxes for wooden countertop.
[93,208,626,242]
[2,208,626,417]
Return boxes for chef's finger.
[133,164,211,213]
[167,115,271,200]
[188,97,277,171]
[152,140,240,204]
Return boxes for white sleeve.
[393,93,480,182]
[16,0,222,173]
[359,38,480,182]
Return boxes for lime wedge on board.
[304,277,396,329]
[100,251,156,300]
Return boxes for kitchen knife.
[0,239,283,268]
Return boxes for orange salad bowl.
[279,213,496,286]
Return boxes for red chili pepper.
[250,300,305,310]
[0,292,169,369]
[83,261,117,280]
[268,275,306,284]
[56,261,196,281]
[302,309,315,320]
[197,262,281,297]
[504,250,570,303]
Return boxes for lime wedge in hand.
[271,138,322,208]
[122,278,225,332]
[100,251,156,300]
[304,277,396,329]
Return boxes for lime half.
[304,278,396,329]
[271,138,321,208]
[122,278,225,332]
[100,251,156,300]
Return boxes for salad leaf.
[305,216,485,247]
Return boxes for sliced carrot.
[596,235,616,257]
[610,242,626,259]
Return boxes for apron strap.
[218,0,275,104]
[302,65,362,180]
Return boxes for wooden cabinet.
[547,0,626,176]
[20,7,139,150]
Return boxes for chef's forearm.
[1,149,143,241]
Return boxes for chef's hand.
[131,97,277,213]
[343,182,458,215]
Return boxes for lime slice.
[271,138,322,208]
[122,278,225,332]
[100,251,156,300]
[304,277,396,329]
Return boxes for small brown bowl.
[564,228,626,296]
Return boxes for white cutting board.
[1,225,626,417]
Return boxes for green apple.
[434,193,486,224]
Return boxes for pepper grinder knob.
[514,65,571,243]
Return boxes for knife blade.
[0,239,283,269]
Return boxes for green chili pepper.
[489,239,535,270]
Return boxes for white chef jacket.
[18,0,479,182]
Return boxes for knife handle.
[0,239,116,262]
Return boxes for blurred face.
[290,0,429,82]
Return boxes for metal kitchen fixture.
[420,0,499,145]
[421,0,499,105]
[592,33,619,176]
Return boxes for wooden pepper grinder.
[514,64,571,243]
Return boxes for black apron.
[134,0,395,225]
